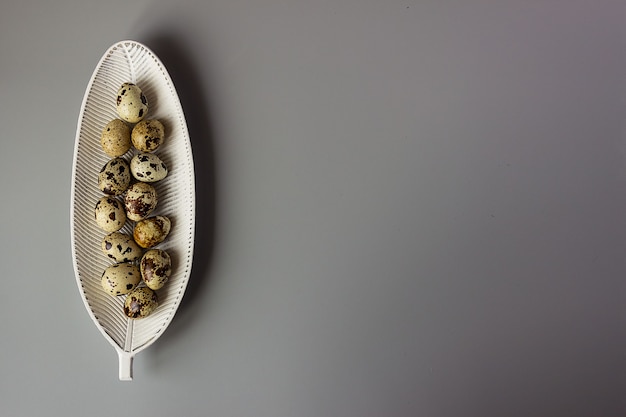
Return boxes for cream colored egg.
[133,216,171,248]
[124,182,158,221]
[101,263,141,296]
[124,287,158,319]
[94,196,126,232]
[101,232,143,263]
[100,119,131,157]
[140,249,172,290]
[132,119,165,152]
[98,158,131,196]
[130,153,168,182]
[116,83,148,123]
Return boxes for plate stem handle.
[118,351,133,381]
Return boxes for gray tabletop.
[1,1,624,416]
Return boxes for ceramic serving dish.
[70,40,195,380]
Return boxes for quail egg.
[101,232,143,263]
[130,153,168,182]
[94,196,126,232]
[100,119,131,157]
[116,83,148,123]
[133,216,171,248]
[124,182,158,221]
[140,249,172,290]
[132,119,165,152]
[101,263,141,296]
[124,287,159,319]
[98,158,131,196]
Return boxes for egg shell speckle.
[101,263,141,296]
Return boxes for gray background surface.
[1,1,624,416]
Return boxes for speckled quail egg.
[116,83,148,123]
[124,182,158,221]
[95,196,126,232]
[132,119,165,152]
[100,119,131,157]
[133,216,171,248]
[98,158,131,196]
[124,286,158,319]
[101,232,143,263]
[140,249,172,290]
[130,153,168,182]
[101,263,141,296]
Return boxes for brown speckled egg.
[132,119,165,152]
[98,158,131,196]
[133,216,171,248]
[140,249,171,290]
[124,287,158,319]
[100,119,131,157]
[130,153,168,183]
[101,232,143,263]
[95,196,126,232]
[124,182,158,221]
[116,83,148,123]
[101,263,141,296]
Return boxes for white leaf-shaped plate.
[70,40,195,380]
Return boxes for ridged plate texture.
[70,40,195,379]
